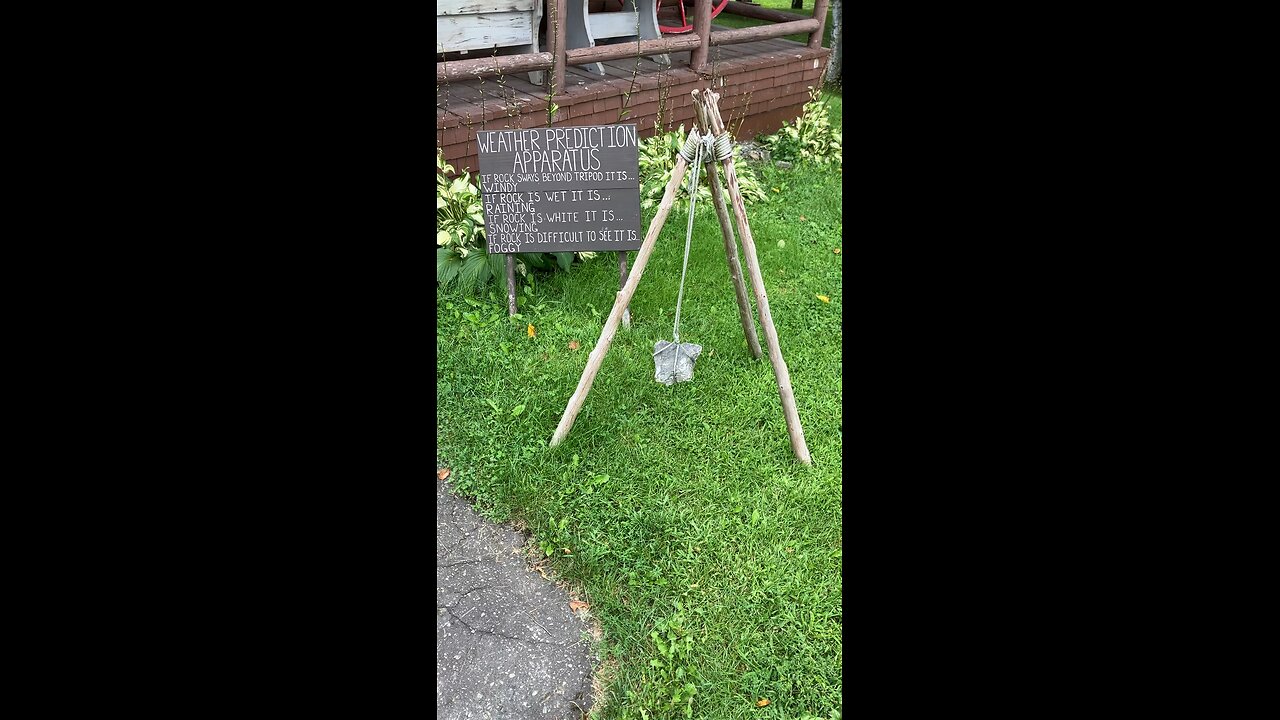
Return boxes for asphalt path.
[437,479,596,719]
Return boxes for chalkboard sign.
[475,125,642,255]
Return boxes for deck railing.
[436,0,828,97]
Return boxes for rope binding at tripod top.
[653,124,733,386]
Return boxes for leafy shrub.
[763,87,842,169]
[638,123,768,211]
[437,149,486,251]
[437,150,599,293]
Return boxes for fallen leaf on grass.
[568,340,580,350]
[757,698,771,707]
[799,215,807,221]
[816,294,830,303]
[527,323,536,338]
[562,547,573,554]
[437,468,450,481]
[834,247,841,254]
[569,600,590,611]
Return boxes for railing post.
[552,0,568,99]
[691,0,712,71]
[808,0,829,49]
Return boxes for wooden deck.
[437,30,830,174]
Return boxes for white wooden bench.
[567,0,670,75]
[437,0,545,85]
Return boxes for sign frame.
[475,124,643,317]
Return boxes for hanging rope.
[652,124,732,384]
[673,130,703,344]
[669,127,731,344]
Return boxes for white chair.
[437,0,545,85]
[566,0,670,75]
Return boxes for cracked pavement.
[437,479,595,719]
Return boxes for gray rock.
[775,160,793,169]
[734,141,770,164]
[653,340,702,385]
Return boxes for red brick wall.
[437,49,830,174]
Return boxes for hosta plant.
[437,150,599,293]
[638,123,768,211]
[763,86,842,169]
[437,149,485,252]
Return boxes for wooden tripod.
[549,89,812,465]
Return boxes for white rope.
[672,130,716,344]
[712,132,732,161]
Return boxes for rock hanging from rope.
[651,124,730,386]
[653,341,702,385]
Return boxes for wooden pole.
[552,0,568,97]
[708,19,819,45]
[692,99,762,360]
[437,53,554,83]
[619,252,631,329]
[808,0,830,49]
[565,34,701,66]
[691,0,712,71]
[506,255,518,316]
[550,151,693,448]
[700,90,812,465]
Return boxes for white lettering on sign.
[475,124,641,255]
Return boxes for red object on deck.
[658,0,730,33]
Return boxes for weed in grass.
[619,604,700,719]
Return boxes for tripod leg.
[693,100,762,360]
[550,151,693,448]
[700,90,812,465]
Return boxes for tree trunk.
[827,0,842,84]
[791,0,803,8]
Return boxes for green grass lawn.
[437,103,842,720]
[712,0,835,48]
